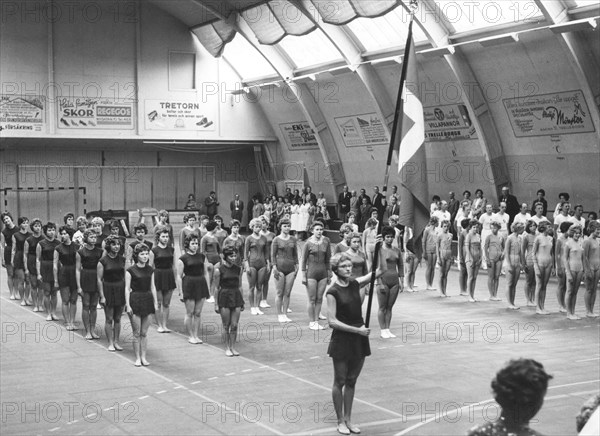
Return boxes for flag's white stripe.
[398,88,425,172]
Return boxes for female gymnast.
[484,221,504,301]
[302,221,332,330]
[125,243,158,366]
[98,235,126,351]
[532,221,554,315]
[378,226,403,338]
[213,246,245,356]
[326,252,383,435]
[271,218,298,323]
[76,229,103,339]
[12,217,31,304]
[422,216,439,291]
[565,225,585,320]
[200,220,221,303]
[504,222,524,309]
[436,220,453,298]
[36,222,60,320]
[151,225,177,332]
[54,226,79,330]
[177,234,211,344]
[259,216,276,309]
[583,221,600,317]
[521,220,538,307]
[244,218,270,315]
[465,220,482,302]
[179,213,199,252]
[555,221,573,313]
[24,218,44,310]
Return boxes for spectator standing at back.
[184,194,197,211]
[349,190,360,218]
[372,186,387,222]
[205,191,219,220]
[531,189,548,216]
[230,194,244,223]
[358,188,371,207]
[553,192,570,217]
[448,191,460,233]
[338,185,351,221]
[499,186,520,228]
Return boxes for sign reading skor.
[57,97,134,129]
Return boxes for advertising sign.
[57,97,134,129]
[503,90,595,137]
[279,122,319,150]
[424,104,477,142]
[334,113,389,147]
[144,100,215,131]
[0,95,45,134]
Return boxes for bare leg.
[384,285,400,331]
[536,265,552,314]
[332,359,350,434]
[314,278,328,326]
[506,266,520,309]
[459,262,468,296]
[184,299,196,343]
[193,299,205,342]
[113,305,124,350]
[140,316,151,365]
[376,287,389,334]
[566,271,584,320]
[525,265,536,306]
[220,307,232,355]
[104,306,115,350]
[492,260,502,300]
[343,358,366,433]
[230,308,241,355]
[556,271,567,312]
[306,278,318,323]
[131,314,141,365]
[584,270,599,317]
[247,268,258,311]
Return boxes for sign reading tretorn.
[145,100,215,131]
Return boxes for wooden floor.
[1,256,598,435]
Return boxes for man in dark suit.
[358,188,371,207]
[499,186,520,228]
[372,186,387,221]
[338,185,352,221]
[205,191,219,220]
[304,186,317,206]
[385,195,400,221]
[230,194,244,222]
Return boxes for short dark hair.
[183,234,200,249]
[18,216,29,226]
[131,243,150,263]
[104,235,122,251]
[43,222,57,234]
[133,223,148,234]
[559,221,573,234]
[537,189,545,196]
[381,225,395,238]
[206,221,218,232]
[58,226,75,238]
[63,213,75,223]
[559,192,570,201]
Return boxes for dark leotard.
[127,264,155,317]
[222,235,245,267]
[1,226,18,265]
[272,236,298,275]
[180,252,209,301]
[100,254,126,307]
[12,231,31,270]
[245,235,268,270]
[380,245,402,289]
[56,243,79,289]
[26,234,44,274]
[327,280,370,360]
[152,245,176,291]
[302,237,331,281]
[217,263,244,309]
[38,239,60,282]
[79,246,103,293]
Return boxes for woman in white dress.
[299,199,310,235]
[290,199,301,234]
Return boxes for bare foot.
[85,333,93,340]
[567,314,581,320]
[345,421,361,434]
[141,358,150,366]
[113,343,123,351]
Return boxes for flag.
[393,19,429,259]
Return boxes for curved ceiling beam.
[412,0,511,195]
[534,0,600,144]
[191,0,347,192]
[290,0,397,160]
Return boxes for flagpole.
[365,0,418,328]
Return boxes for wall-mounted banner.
[334,113,389,147]
[424,104,477,142]
[144,100,216,131]
[57,97,134,129]
[279,122,319,150]
[503,90,595,137]
[0,95,45,135]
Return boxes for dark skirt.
[13,250,25,270]
[327,329,371,360]
[27,254,37,275]
[130,292,155,318]
[80,269,98,293]
[103,280,125,307]
[154,268,176,291]
[218,287,244,309]
[182,275,209,301]
[40,260,53,283]
[58,265,77,289]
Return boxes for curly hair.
[43,222,57,234]
[338,223,352,237]
[131,243,150,263]
[222,246,237,260]
[381,225,395,238]
[183,234,200,250]
[58,225,75,238]
[83,228,97,243]
[492,358,552,420]
[30,218,43,228]
[104,235,122,252]
[205,221,218,232]
[154,224,171,243]
[183,213,196,224]
[277,218,291,230]
[568,224,582,238]
[229,219,241,228]
[133,223,148,234]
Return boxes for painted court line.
[1,297,284,436]
[576,357,600,362]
